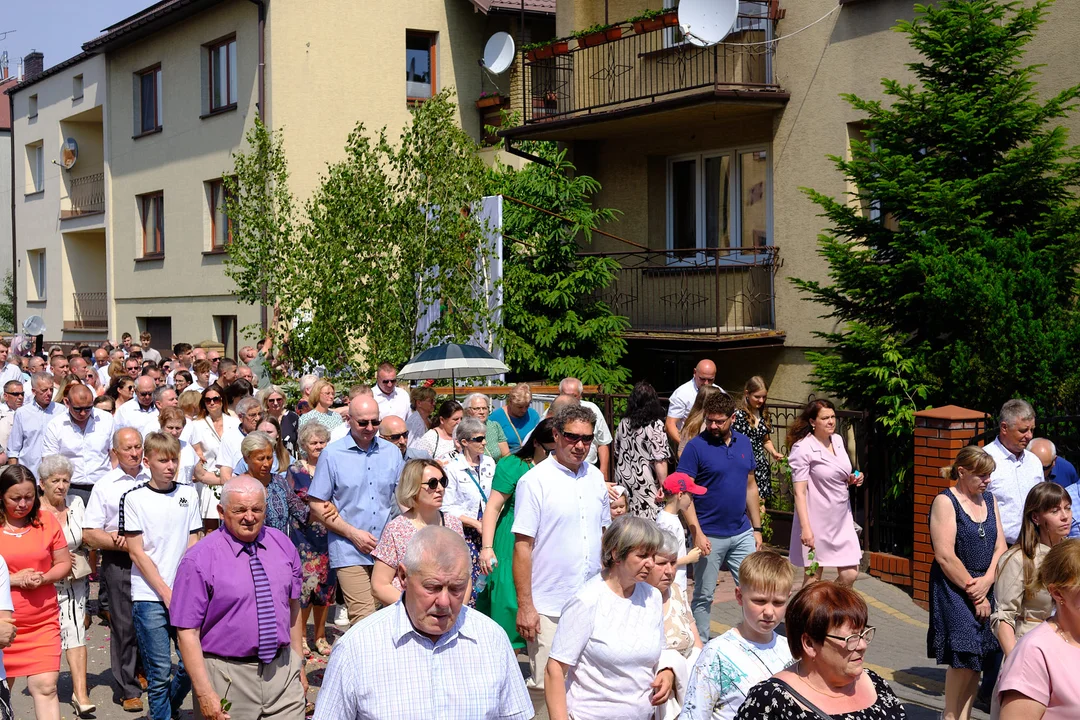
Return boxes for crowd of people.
[0,335,1074,720]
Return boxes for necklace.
[797,660,853,699]
[1053,619,1080,648]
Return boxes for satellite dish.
[61,137,78,170]
[482,32,516,74]
[679,0,739,47]
[22,315,46,336]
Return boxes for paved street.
[12,569,985,719]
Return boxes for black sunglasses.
[205,396,222,403]
[561,431,595,445]
[71,405,94,413]
[422,477,449,490]
[354,419,381,428]
[382,432,408,441]
[5,391,22,397]
[467,435,486,443]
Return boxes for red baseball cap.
[663,472,707,496]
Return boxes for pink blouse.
[372,513,466,591]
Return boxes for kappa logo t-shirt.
[122,482,203,602]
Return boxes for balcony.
[510,4,785,139]
[61,172,105,219]
[586,247,782,343]
[66,292,108,331]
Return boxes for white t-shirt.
[374,386,411,420]
[550,576,665,720]
[216,426,246,472]
[82,465,153,533]
[0,555,13,681]
[122,482,203,602]
[667,379,723,429]
[655,509,689,591]
[683,628,794,720]
[188,415,241,471]
[511,455,611,617]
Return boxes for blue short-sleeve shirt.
[676,430,756,538]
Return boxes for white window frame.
[28,249,46,301]
[26,142,45,194]
[665,143,772,264]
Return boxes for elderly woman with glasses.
[259,384,299,458]
[444,417,497,605]
[735,582,904,720]
[463,392,510,461]
[371,460,466,606]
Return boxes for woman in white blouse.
[188,384,240,527]
[443,417,495,605]
[415,400,463,462]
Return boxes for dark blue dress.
[927,489,1000,671]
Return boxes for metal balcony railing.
[70,292,108,329]
[521,4,780,126]
[581,247,779,338]
[61,172,105,218]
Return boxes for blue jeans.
[691,528,756,640]
[133,601,190,720]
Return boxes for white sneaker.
[333,604,350,627]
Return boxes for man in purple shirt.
[172,476,308,720]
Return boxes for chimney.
[23,50,43,79]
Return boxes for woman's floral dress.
[283,463,337,607]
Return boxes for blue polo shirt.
[676,430,756,538]
[490,406,540,453]
[308,433,404,569]
[1049,456,1080,538]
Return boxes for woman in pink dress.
[787,399,864,587]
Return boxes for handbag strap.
[771,678,834,720]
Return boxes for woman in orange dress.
[0,465,71,720]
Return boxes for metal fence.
[70,292,108,329]
[62,172,105,218]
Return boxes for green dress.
[475,453,532,649]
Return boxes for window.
[208,37,237,111]
[26,142,44,194]
[406,31,437,102]
[135,66,163,134]
[28,94,38,118]
[208,178,235,249]
[667,147,770,255]
[28,250,46,301]
[138,192,165,256]
[214,315,237,359]
[73,74,84,99]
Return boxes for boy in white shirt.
[122,432,203,720]
[682,550,795,720]
[655,472,705,591]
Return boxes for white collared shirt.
[82,465,153,533]
[374,385,411,420]
[580,399,612,466]
[0,363,23,389]
[7,400,63,474]
[667,378,724,428]
[114,398,160,435]
[986,437,1044,544]
[511,455,611,617]
[41,408,114,485]
[313,602,532,720]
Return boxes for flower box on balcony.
[578,26,623,48]
[551,40,570,56]
[476,94,506,109]
[632,17,666,34]
[663,11,680,26]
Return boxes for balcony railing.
[583,247,779,338]
[69,292,108,330]
[61,172,105,219]
[522,4,780,126]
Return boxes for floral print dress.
[732,409,774,500]
[283,463,337,607]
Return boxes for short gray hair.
[656,529,680,558]
[38,454,73,482]
[601,516,663,570]
[1000,398,1035,428]
[152,386,174,404]
[235,396,261,417]
[454,416,486,444]
[402,525,470,575]
[299,374,320,395]
[299,422,330,452]
[241,430,275,460]
[31,372,53,390]
[462,392,490,411]
[220,475,267,508]
[558,377,583,395]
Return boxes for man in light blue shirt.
[7,372,61,475]
[1033,437,1080,538]
[309,395,403,626]
[314,526,532,720]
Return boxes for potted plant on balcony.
[630,9,671,34]
[574,22,623,49]
[523,38,571,61]
[475,91,506,109]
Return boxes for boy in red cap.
[655,472,706,592]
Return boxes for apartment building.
[501,0,1080,402]
[0,71,16,291]
[6,0,553,351]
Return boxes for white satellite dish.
[22,315,46,336]
[679,0,739,47]
[482,32,516,74]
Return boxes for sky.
[1,1,152,78]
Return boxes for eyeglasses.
[561,431,594,446]
[422,477,449,490]
[205,397,222,404]
[381,432,408,442]
[137,391,154,397]
[825,626,876,651]
[354,419,381,428]
[467,435,486,443]
[71,405,93,413]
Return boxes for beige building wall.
[0,127,11,292]
[10,53,107,342]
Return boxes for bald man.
[42,384,115,500]
[115,375,160,435]
[1033,438,1080,538]
[665,359,723,446]
[309,396,405,625]
[379,415,430,461]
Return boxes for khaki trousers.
[336,565,378,626]
[526,613,560,689]
[199,648,305,720]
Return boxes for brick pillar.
[912,405,987,608]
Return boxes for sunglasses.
[137,391,154,397]
[381,432,408,442]
[354,419,381,428]
[467,435,486,443]
[422,477,449,490]
[71,405,93,413]
[5,391,22,397]
[561,431,594,445]
[205,397,222,404]
[267,398,285,405]
[379,378,397,385]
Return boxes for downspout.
[248,0,268,333]
[8,92,15,334]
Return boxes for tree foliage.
[0,272,13,333]
[795,0,1080,493]
[487,140,630,388]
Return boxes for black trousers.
[100,551,143,699]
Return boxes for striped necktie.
[244,543,278,663]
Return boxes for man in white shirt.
[513,404,610,689]
[985,398,1044,545]
[49,353,70,379]
[82,427,152,713]
[6,372,61,476]
[0,381,23,421]
[115,376,159,434]
[0,342,23,389]
[373,363,410,420]
[42,384,114,503]
[558,377,613,482]
[665,359,722,445]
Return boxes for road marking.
[710,621,731,635]
[856,590,929,629]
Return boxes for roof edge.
[3,51,97,96]
[83,0,227,53]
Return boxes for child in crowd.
[610,486,629,518]
[655,472,705,591]
[122,432,203,720]
[682,550,795,720]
